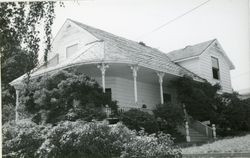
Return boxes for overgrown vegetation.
[172,75,250,136]
[19,69,118,124]
[3,120,182,158]
[119,105,186,143]
[1,2,57,123]
[119,109,159,134]
[172,76,220,121]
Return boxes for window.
[211,57,220,80]
[66,44,78,58]
[163,93,172,103]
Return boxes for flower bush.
[121,131,182,158]
[3,120,182,158]
[2,119,49,158]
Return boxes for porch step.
[177,126,210,143]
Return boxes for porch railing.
[118,107,153,114]
[189,117,213,138]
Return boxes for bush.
[19,69,118,124]
[154,103,184,128]
[2,119,49,158]
[214,93,250,136]
[121,131,182,158]
[119,109,159,134]
[3,120,181,158]
[153,103,186,143]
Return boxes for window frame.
[211,56,220,80]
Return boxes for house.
[10,18,235,112]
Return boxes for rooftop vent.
[139,41,146,46]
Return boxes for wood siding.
[48,21,97,64]
[177,45,233,93]
[199,46,233,93]
[178,58,200,76]
[95,77,177,109]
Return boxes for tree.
[0,2,56,123]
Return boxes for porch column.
[131,65,139,104]
[14,86,21,122]
[97,63,109,93]
[157,72,165,104]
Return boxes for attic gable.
[167,39,235,70]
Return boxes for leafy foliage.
[153,103,186,143]
[19,69,118,124]
[1,2,56,123]
[121,131,182,158]
[119,109,159,134]
[3,120,181,158]
[2,119,49,158]
[172,75,220,121]
[213,93,250,136]
[172,76,250,136]
[154,103,184,128]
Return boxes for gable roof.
[69,19,193,75]
[167,39,235,70]
[10,19,205,86]
[167,39,216,62]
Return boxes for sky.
[52,0,250,93]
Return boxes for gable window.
[66,44,78,58]
[163,93,172,103]
[211,57,220,80]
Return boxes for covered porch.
[76,62,179,110]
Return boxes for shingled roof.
[69,19,202,77]
[167,39,216,62]
[10,19,204,86]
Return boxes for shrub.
[36,121,132,158]
[119,108,159,134]
[3,120,182,158]
[2,119,49,158]
[121,131,182,158]
[214,93,250,136]
[154,103,184,128]
[19,69,118,123]
[153,103,186,143]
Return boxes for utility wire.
[136,0,211,40]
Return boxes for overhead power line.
[136,0,212,40]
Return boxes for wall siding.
[48,22,97,64]
[199,46,233,93]
[94,77,177,109]
[178,58,200,76]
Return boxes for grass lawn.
[182,134,250,154]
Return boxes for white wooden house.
[10,19,235,112]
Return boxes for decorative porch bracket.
[97,63,109,93]
[157,72,165,104]
[130,65,139,104]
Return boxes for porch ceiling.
[76,63,179,85]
